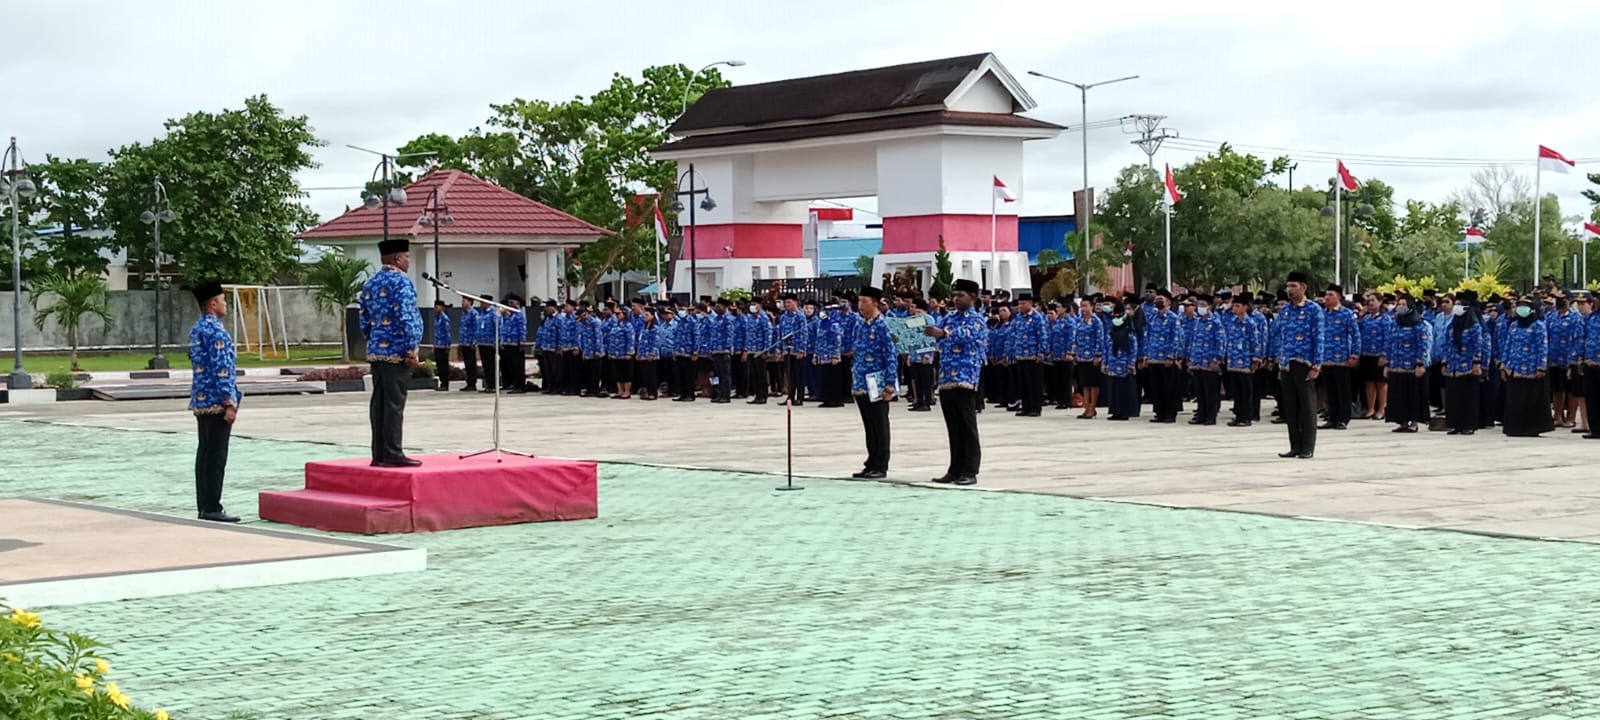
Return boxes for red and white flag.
[1163,164,1183,206]
[1463,226,1487,244]
[1584,222,1600,240]
[1336,161,1359,191]
[653,203,670,247]
[993,175,1016,203]
[1538,145,1575,174]
[1123,242,1134,258]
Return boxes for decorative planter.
[407,377,438,391]
[326,379,367,394]
[55,388,96,402]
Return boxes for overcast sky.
[6,0,1597,230]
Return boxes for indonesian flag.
[1584,222,1600,240]
[1123,242,1134,258]
[1538,145,1575,174]
[1336,161,1359,191]
[1463,226,1486,244]
[653,203,669,247]
[993,175,1016,202]
[1163,164,1183,205]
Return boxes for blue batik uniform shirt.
[813,311,844,363]
[1222,311,1263,371]
[1500,318,1548,377]
[1012,309,1047,360]
[1186,313,1225,369]
[433,308,454,347]
[1146,310,1183,362]
[850,313,900,395]
[188,313,241,414]
[1383,318,1432,371]
[1581,311,1600,367]
[1358,312,1390,356]
[780,310,809,355]
[458,307,479,346]
[1274,299,1326,367]
[358,267,423,363]
[936,307,987,390]
[1440,319,1488,375]
[1071,314,1104,361]
[1324,304,1359,365]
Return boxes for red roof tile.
[297,170,611,241]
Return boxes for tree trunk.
[577,243,629,300]
[339,313,349,363]
[70,327,79,372]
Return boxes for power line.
[1162,137,1599,168]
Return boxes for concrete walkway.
[7,390,1599,542]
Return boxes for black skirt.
[1444,375,1481,431]
[1502,376,1553,437]
[1358,355,1385,383]
[1107,373,1139,418]
[611,357,635,385]
[1076,360,1103,388]
[1385,370,1429,424]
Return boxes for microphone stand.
[422,273,532,463]
[757,329,803,492]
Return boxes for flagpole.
[1533,159,1543,291]
[654,227,662,301]
[1163,197,1172,291]
[1334,182,1342,288]
[990,183,998,291]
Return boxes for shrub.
[1,601,171,719]
[412,362,436,379]
[296,366,370,383]
[44,371,77,390]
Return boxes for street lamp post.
[1026,71,1139,294]
[673,164,716,302]
[680,60,747,115]
[417,186,455,305]
[140,177,176,370]
[2,137,37,390]
[1321,189,1373,289]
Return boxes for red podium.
[259,454,598,534]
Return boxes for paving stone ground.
[5,419,1600,719]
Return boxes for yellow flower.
[7,608,41,628]
[94,657,110,674]
[156,710,170,720]
[106,683,130,709]
[75,673,94,691]
[2,652,18,663]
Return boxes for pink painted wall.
[679,223,803,259]
[881,214,1018,254]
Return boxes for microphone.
[421,272,446,288]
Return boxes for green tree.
[929,237,954,299]
[853,255,875,278]
[19,157,112,281]
[102,95,322,284]
[396,64,731,298]
[1483,194,1575,289]
[29,273,113,370]
[305,252,370,362]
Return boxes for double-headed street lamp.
[672,165,717,302]
[1025,71,1139,294]
[349,145,436,245]
[680,60,746,115]
[1322,187,1374,289]
[2,137,37,390]
[140,177,177,369]
[417,186,454,304]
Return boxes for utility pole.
[1286,162,1297,191]
[1128,115,1179,169]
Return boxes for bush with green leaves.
[1,601,171,719]
[44,371,78,390]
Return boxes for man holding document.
[850,285,898,479]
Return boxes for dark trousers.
[585,357,602,394]
[1322,364,1354,425]
[912,361,935,409]
[819,362,846,405]
[1445,375,1481,431]
[432,347,451,390]
[675,356,696,400]
[938,387,981,479]
[1192,369,1221,424]
[1585,367,1600,429]
[1427,363,1445,409]
[369,361,409,463]
[712,353,732,400]
[561,352,582,395]
[1018,359,1044,413]
[785,355,805,404]
[855,394,891,472]
[477,345,497,391]
[194,412,232,514]
[539,351,558,393]
[461,341,479,389]
[637,359,659,395]
[499,345,523,389]
[660,357,676,396]
[1230,371,1259,421]
[732,356,747,397]
[748,357,769,403]
[1279,362,1317,455]
[1153,363,1184,420]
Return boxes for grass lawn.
[23,346,351,375]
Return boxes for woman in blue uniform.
[1382,297,1431,433]
[1440,290,1488,434]
[1500,296,1552,437]
[1102,300,1141,420]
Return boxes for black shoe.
[433,387,449,392]
[850,470,872,479]
[931,475,955,484]
[819,403,845,408]
[198,511,241,523]
[1270,417,1287,424]
[857,470,886,480]
[1585,433,1600,440]
[952,475,977,486]
[1278,451,1300,458]
[1107,415,1127,421]
[1318,422,1338,430]
[373,456,423,468]
[1296,453,1314,460]
[1019,411,1041,417]
[910,406,932,412]
[1334,423,1348,430]
[747,399,767,405]
[1447,429,1461,435]
[1460,430,1476,436]
[459,386,477,392]
[1227,419,1252,427]
[1187,418,1205,425]
[1392,425,1417,433]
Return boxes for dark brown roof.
[669,53,998,134]
[654,110,1063,154]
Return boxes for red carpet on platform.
[260,453,598,534]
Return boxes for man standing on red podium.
[359,238,424,467]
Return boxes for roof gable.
[297,169,611,242]
[668,53,1038,136]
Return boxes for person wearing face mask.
[813,297,846,408]
[1357,294,1391,419]
[1223,289,1264,425]
[1577,291,1600,438]
[1480,296,1504,428]
[1500,296,1552,437]
[1382,295,1431,433]
[1012,294,1048,417]
[1440,290,1488,434]
[1273,272,1325,458]
[1145,291,1184,423]
[1185,294,1226,425]
[1319,285,1360,430]
[1102,300,1142,420]
[778,294,808,406]
[1047,299,1077,410]
[1073,297,1105,418]
[743,302,769,404]
[1546,292,1579,429]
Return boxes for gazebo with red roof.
[298,169,609,303]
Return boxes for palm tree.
[29,273,113,371]
[306,252,370,362]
